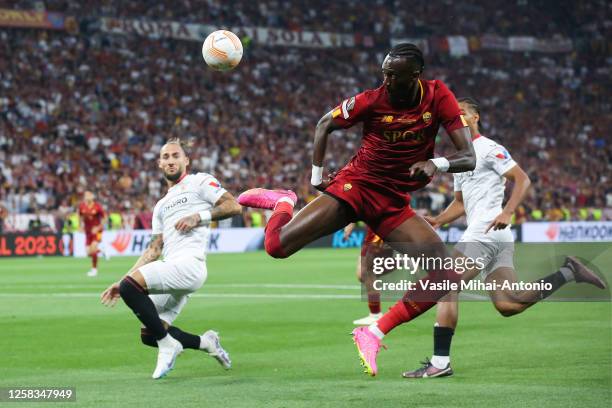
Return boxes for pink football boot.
[352,326,386,376]
[238,188,297,210]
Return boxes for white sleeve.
[453,175,462,192]
[151,203,163,234]
[485,145,517,176]
[195,173,228,205]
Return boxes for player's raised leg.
[239,190,354,258]
[352,215,464,376]
[402,255,606,378]
[488,257,606,317]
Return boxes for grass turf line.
[0,245,610,407]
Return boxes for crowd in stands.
[0,0,610,231]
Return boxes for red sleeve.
[435,80,467,133]
[330,91,372,129]
[77,203,83,216]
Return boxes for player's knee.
[264,239,289,258]
[495,301,522,317]
[119,276,143,300]
[140,328,157,347]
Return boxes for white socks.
[368,324,385,340]
[275,196,295,208]
[157,334,174,348]
[431,355,450,369]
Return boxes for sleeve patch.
[341,96,356,119]
[494,148,511,159]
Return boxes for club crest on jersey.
[381,115,394,123]
[343,183,352,192]
[422,112,432,123]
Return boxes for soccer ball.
[202,30,243,71]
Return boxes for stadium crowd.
[0,0,610,231]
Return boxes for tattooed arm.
[100,234,163,307]
[126,234,164,274]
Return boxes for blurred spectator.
[0,0,609,229]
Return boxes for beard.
[163,168,183,182]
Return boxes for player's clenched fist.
[174,214,201,233]
[409,160,437,179]
[101,282,120,307]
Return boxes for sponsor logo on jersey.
[422,111,432,123]
[382,129,425,143]
[209,181,220,188]
[343,183,352,191]
[381,115,394,123]
[163,196,188,213]
[396,116,417,124]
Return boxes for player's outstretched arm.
[486,165,531,233]
[311,111,344,191]
[174,192,242,233]
[442,127,477,172]
[410,127,476,178]
[427,192,466,228]
[100,234,163,306]
[209,192,242,220]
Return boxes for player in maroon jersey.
[78,191,108,277]
[344,224,395,326]
[239,43,476,375]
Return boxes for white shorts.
[139,256,207,325]
[456,228,515,279]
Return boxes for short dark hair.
[457,97,482,127]
[388,43,424,72]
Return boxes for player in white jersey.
[402,98,606,379]
[100,138,242,379]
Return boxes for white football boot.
[152,334,183,379]
[201,330,231,369]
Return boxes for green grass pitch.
[1,245,610,407]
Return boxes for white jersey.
[152,172,227,261]
[453,135,517,241]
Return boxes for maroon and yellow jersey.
[331,79,467,192]
[78,201,105,232]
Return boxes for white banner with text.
[73,228,264,257]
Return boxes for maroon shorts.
[85,230,102,246]
[325,169,416,239]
